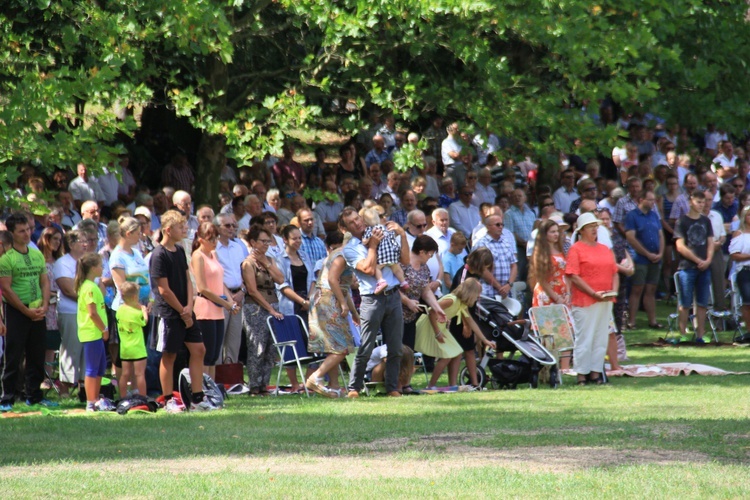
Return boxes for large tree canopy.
[1,0,748,206]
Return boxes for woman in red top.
[565,213,619,385]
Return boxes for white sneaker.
[190,396,218,412]
[95,397,116,412]
[165,398,185,414]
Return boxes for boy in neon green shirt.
[115,281,148,396]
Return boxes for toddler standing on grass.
[115,281,148,397]
[75,253,113,412]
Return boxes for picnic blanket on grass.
[565,363,749,378]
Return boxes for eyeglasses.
[466,176,477,180]
[461,191,474,196]
[414,223,427,229]
[222,223,238,228]
[542,202,555,208]
[490,223,504,227]
[258,239,272,245]
[584,187,597,192]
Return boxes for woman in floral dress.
[531,220,569,307]
[306,239,359,398]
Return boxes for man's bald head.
[579,199,597,214]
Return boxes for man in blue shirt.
[624,190,664,329]
[340,207,410,398]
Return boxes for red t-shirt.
[565,241,617,307]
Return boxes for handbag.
[214,358,245,385]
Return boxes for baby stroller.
[459,296,557,389]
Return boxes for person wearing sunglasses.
[215,213,249,365]
[569,179,598,215]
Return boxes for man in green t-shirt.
[0,213,52,411]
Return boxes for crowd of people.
[0,112,747,412]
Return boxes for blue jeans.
[676,268,710,309]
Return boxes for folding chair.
[266,315,314,397]
[528,304,575,386]
[706,283,728,343]
[42,350,61,396]
[728,275,745,342]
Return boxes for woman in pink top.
[191,223,238,378]
[565,213,619,386]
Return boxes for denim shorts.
[676,268,711,308]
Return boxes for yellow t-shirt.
[77,280,107,342]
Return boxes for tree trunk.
[194,53,230,207]
[194,132,226,208]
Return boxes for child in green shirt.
[115,281,148,397]
[75,253,110,412]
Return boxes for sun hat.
[572,212,603,242]
[548,212,570,231]
[134,206,152,220]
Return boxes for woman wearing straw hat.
[565,212,619,385]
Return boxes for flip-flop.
[648,323,665,329]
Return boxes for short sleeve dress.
[414,293,467,359]
[308,250,357,355]
[532,253,569,307]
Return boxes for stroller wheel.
[529,371,539,389]
[549,366,560,389]
[459,366,488,388]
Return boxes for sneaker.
[165,398,185,414]
[695,336,706,345]
[94,397,116,412]
[374,279,388,294]
[0,402,12,412]
[25,398,59,408]
[86,406,97,413]
[306,377,337,398]
[190,396,219,412]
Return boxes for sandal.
[577,378,587,386]
[589,377,605,385]
[648,322,664,329]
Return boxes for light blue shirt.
[342,236,399,295]
[216,238,249,289]
[314,200,345,224]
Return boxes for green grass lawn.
[3,301,750,498]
